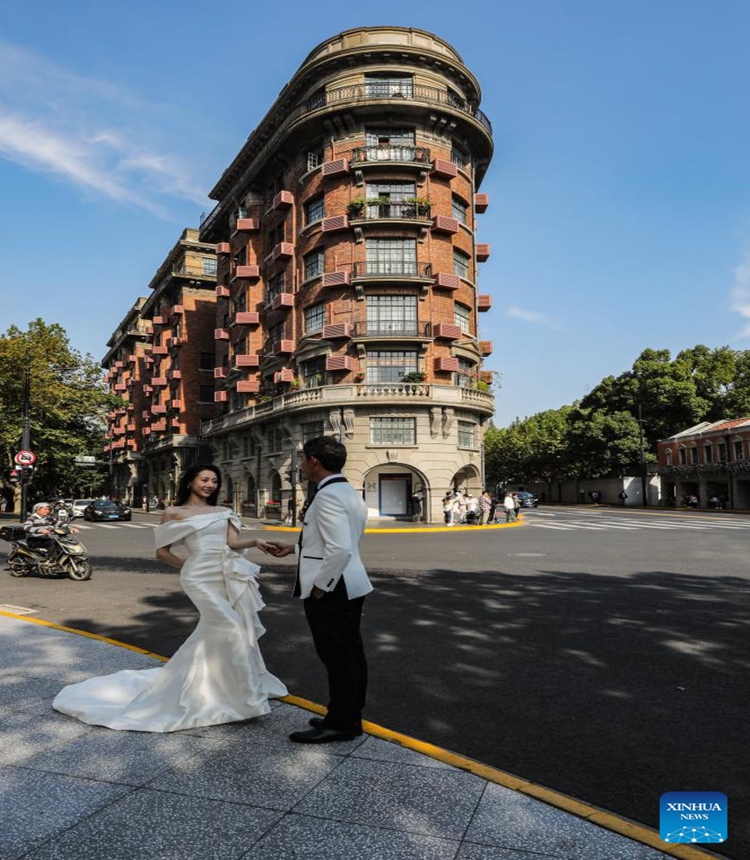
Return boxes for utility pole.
[638,403,647,507]
[19,351,32,522]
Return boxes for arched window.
[665,448,673,466]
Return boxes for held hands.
[259,540,295,557]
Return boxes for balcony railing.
[353,321,427,338]
[348,201,431,221]
[172,263,217,279]
[350,145,431,165]
[353,261,432,279]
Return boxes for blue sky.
[1,0,749,426]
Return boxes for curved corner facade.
[200,26,495,523]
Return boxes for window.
[367,295,417,336]
[302,420,324,442]
[304,249,324,280]
[305,196,325,224]
[231,391,245,411]
[453,249,470,279]
[365,182,415,201]
[454,303,471,334]
[665,449,673,466]
[690,447,699,464]
[364,75,413,98]
[679,448,687,465]
[452,196,468,224]
[704,446,713,463]
[305,303,325,334]
[269,223,285,247]
[370,417,416,445]
[458,421,476,447]
[307,144,324,170]
[200,352,215,372]
[234,246,247,267]
[364,128,416,162]
[266,272,285,305]
[366,238,417,276]
[268,321,286,345]
[300,356,327,388]
[234,290,247,314]
[451,143,468,170]
[455,357,476,388]
[235,336,247,358]
[202,257,218,276]
[734,440,744,459]
[306,89,326,111]
[267,427,284,453]
[199,385,214,404]
[365,349,418,383]
[718,443,727,462]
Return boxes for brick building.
[102,298,152,505]
[137,229,218,504]
[656,418,750,508]
[199,26,495,522]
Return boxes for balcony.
[431,159,458,180]
[433,323,463,341]
[214,391,228,402]
[433,272,460,291]
[435,356,459,373]
[113,383,127,392]
[151,377,168,387]
[236,379,260,394]
[172,264,217,281]
[478,295,492,312]
[326,354,353,372]
[216,286,231,298]
[272,242,294,260]
[351,145,431,166]
[475,193,489,213]
[322,323,353,339]
[169,400,183,409]
[321,271,351,288]
[321,158,349,176]
[349,201,431,225]
[152,316,167,326]
[168,336,184,347]
[214,367,228,379]
[214,328,230,340]
[167,369,182,380]
[432,215,459,235]
[216,242,231,255]
[270,190,294,212]
[234,354,260,368]
[235,218,260,231]
[273,339,294,355]
[352,261,432,281]
[352,321,426,338]
[274,368,295,383]
[476,244,491,262]
[231,265,260,281]
[128,354,137,363]
[171,304,184,315]
[151,404,167,415]
[150,421,167,432]
[271,292,294,311]
[152,345,168,355]
[232,312,260,326]
[479,340,493,356]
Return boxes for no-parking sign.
[14,450,37,466]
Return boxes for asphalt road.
[1,506,747,858]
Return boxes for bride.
[53,465,288,732]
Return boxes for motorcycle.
[1,525,93,581]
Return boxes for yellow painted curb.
[266,516,526,534]
[0,611,723,860]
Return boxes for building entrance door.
[379,474,410,516]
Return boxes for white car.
[71,499,96,518]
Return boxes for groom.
[268,436,372,743]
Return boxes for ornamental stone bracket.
[442,407,455,438]
[343,408,355,439]
[386,449,399,462]
[329,410,342,437]
[430,407,442,438]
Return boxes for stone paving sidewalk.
[0,613,717,860]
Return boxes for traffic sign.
[14,450,37,466]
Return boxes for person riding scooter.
[24,502,78,539]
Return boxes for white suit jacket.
[294,477,372,600]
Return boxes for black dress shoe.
[289,725,359,744]
[309,716,363,735]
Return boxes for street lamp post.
[19,351,32,522]
[638,403,647,507]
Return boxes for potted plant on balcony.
[402,197,431,217]
[400,371,426,384]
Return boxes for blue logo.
[660,792,727,844]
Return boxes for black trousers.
[304,578,367,729]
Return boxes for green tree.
[0,319,114,498]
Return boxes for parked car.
[515,491,539,508]
[71,499,96,518]
[83,500,132,522]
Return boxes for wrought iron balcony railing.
[348,201,431,221]
[353,261,432,279]
[353,321,427,338]
[350,145,431,165]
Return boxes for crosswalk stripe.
[96,524,119,529]
[530,523,577,530]
[119,523,149,528]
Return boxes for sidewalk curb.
[0,609,726,860]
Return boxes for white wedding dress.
[53,509,287,732]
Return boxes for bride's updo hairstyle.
[175,464,222,507]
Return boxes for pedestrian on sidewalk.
[479,490,492,525]
[503,491,517,522]
[442,491,454,526]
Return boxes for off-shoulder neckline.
[161,508,233,524]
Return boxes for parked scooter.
[1,525,92,581]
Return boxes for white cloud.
[0,38,208,214]
[505,306,562,329]
[730,241,750,339]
